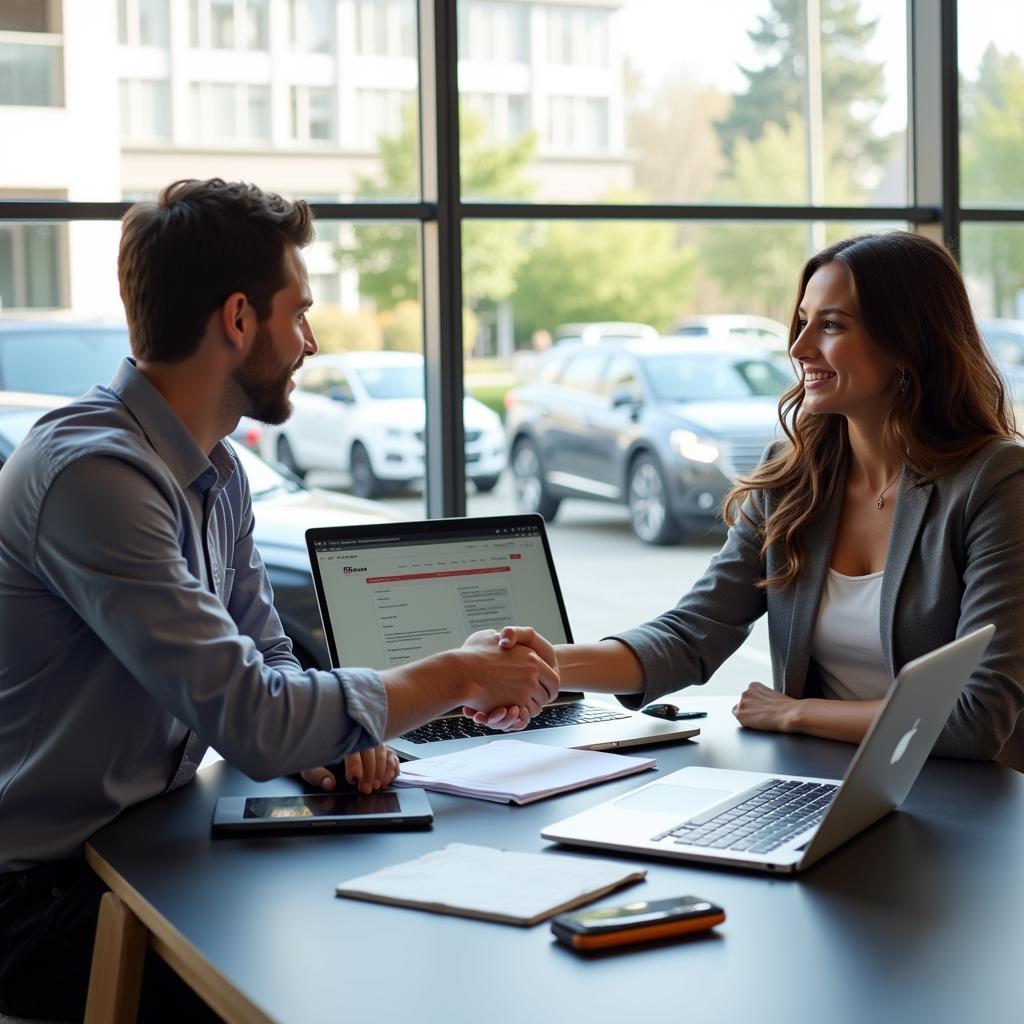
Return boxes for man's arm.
[36,457,556,780]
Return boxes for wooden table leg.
[84,891,148,1024]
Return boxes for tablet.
[212,788,433,834]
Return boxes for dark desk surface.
[86,697,1024,1024]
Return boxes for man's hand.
[732,682,798,733]
[301,745,400,795]
[463,626,559,731]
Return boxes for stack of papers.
[393,738,656,804]
[336,843,646,925]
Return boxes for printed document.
[392,739,656,804]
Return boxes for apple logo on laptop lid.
[890,718,921,765]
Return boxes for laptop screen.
[306,516,572,671]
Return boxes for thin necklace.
[875,469,901,510]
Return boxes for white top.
[810,568,891,701]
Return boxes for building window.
[290,85,334,143]
[546,95,609,151]
[462,91,530,143]
[210,0,234,47]
[118,0,169,47]
[0,0,63,108]
[189,81,271,143]
[0,39,61,106]
[247,83,270,140]
[188,0,268,51]
[310,272,341,306]
[545,7,608,66]
[120,78,171,141]
[355,0,416,59]
[288,0,332,53]
[245,0,268,49]
[459,1,528,63]
[355,88,410,148]
[0,223,62,309]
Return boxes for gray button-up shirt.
[0,359,386,871]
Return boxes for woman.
[476,231,1024,770]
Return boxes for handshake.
[459,625,561,732]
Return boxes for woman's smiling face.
[790,260,901,421]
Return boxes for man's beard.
[234,322,296,425]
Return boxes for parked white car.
[669,315,790,355]
[256,351,507,498]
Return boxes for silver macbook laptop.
[305,514,700,760]
[541,625,994,873]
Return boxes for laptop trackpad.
[615,784,731,817]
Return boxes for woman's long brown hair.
[724,231,1018,590]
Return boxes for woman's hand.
[732,682,798,733]
[301,745,400,795]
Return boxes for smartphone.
[551,896,725,951]
[211,788,432,834]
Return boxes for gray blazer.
[613,438,1024,771]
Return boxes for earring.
[898,368,907,394]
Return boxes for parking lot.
[351,474,774,701]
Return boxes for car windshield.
[228,441,301,499]
[644,354,791,402]
[0,329,130,397]
[353,365,424,400]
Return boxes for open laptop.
[305,514,699,760]
[541,625,994,873]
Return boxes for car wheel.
[627,453,682,545]
[276,436,305,480]
[511,439,560,521]
[473,474,500,494]
[350,442,382,499]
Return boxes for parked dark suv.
[505,339,791,544]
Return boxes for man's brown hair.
[118,179,314,362]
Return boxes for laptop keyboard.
[401,702,630,744]
[653,778,839,854]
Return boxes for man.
[0,179,557,1021]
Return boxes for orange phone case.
[557,910,725,950]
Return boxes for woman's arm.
[732,682,881,744]
[555,639,646,693]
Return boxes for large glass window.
[959,0,1024,209]
[959,0,1024,380]
[457,0,908,205]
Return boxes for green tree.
[960,45,1024,315]
[716,0,889,190]
[699,115,861,318]
[342,106,536,313]
[511,209,697,342]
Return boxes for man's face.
[234,245,316,425]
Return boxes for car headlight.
[670,430,720,464]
